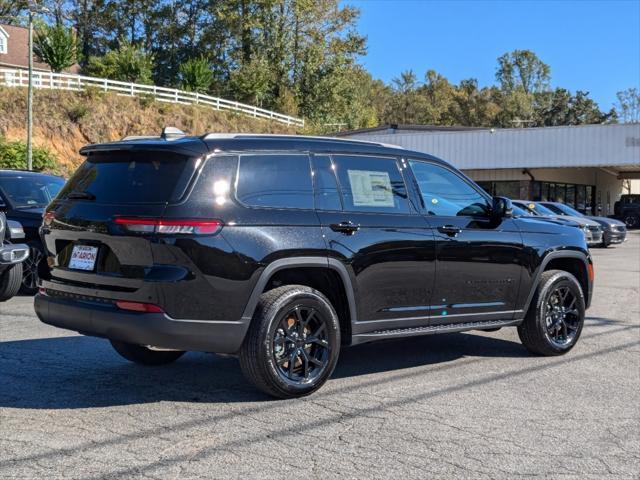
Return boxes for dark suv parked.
[0,169,65,293]
[613,194,640,229]
[36,132,594,398]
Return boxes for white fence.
[0,67,304,127]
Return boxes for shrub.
[84,41,154,84]
[0,137,59,172]
[180,57,213,94]
[67,103,89,122]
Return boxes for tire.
[239,285,341,399]
[19,243,44,295]
[0,263,23,302]
[518,270,585,356]
[110,340,185,365]
[623,213,639,229]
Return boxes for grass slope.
[0,87,297,175]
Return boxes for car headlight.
[582,225,590,232]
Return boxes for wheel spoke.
[300,349,310,378]
[288,350,297,377]
[301,309,316,330]
[311,323,326,339]
[306,337,329,349]
[307,354,324,368]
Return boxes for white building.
[338,123,640,216]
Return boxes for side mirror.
[492,196,513,220]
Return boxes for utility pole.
[27,8,33,170]
[26,1,48,171]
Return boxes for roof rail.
[120,135,160,141]
[201,133,404,149]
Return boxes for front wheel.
[623,213,639,229]
[239,285,341,399]
[518,270,585,356]
[0,263,23,302]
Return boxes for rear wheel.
[0,263,23,302]
[110,340,185,365]
[239,285,340,399]
[518,270,585,356]
[20,244,44,295]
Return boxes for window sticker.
[347,169,395,207]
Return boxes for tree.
[85,40,154,83]
[34,24,77,72]
[615,88,640,123]
[450,79,500,127]
[496,49,551,95]
[179,56,213,93]
[387,70,427,124]
[533,88,615,126]
[228,55,273,106]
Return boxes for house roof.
[0,23,50,70]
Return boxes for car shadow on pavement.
[0,331,526,410]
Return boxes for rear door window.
[332,155,410,213]
[58,151,195,204]
[236,154,313,209]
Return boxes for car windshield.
[526,202,557,216]
[0,175,65,208]
[545,203,584,217]
[512,204,533,216]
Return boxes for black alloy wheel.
[273,305,331,386]
[624,214,639,229]
[20,244,44,295]
[518,269,585,356]
[239,285,340,399]
[543,285,581,349]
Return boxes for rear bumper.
[0,243,29,266]
[34,293,250,354]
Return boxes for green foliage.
[229,56,273,106]
[179,57,214,94]
[496,49,551,95]
[34,24,77,73]
[67,103,89,122]
[85,41,154,84]
[0,137,59,172]
[7,3,618,131]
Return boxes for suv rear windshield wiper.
[66,191,96,200]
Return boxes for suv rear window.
[59,151,194,204]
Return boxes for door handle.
[437,225,462,236]
[330,221,360,235]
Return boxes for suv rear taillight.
[116,300,164,313]
[114,217,223,235]
[43,211,55,227]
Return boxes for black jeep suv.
[36,132,593,398]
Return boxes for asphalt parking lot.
[1,233,638,479]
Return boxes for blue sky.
[346,0,640,110]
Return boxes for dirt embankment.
[0,87,297,175]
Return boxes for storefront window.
[494,181,520,199]
[576,185,586,212]
[566,185,575,207]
